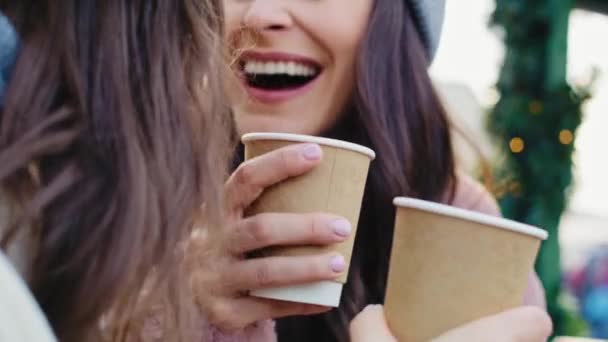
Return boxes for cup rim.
[393,197,548,240]
[242,132,376,160]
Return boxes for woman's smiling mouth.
[238,51,323,103]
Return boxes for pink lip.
[239,51,322,104]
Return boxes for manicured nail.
[330,255,346,273]
[302,144,322,160]
[331,219,352,238]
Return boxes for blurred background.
[429,0,608,339]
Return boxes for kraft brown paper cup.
[242,133,375,307]
[385,197,549,342]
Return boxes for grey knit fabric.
[408,0,446,62]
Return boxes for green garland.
[490,0,592,336]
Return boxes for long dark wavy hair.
[274,0,456,341]
[0,0,230,341]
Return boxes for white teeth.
[264,62,277,74]
[257,62,265,73]
[243,60,318,77]
[244,62,255,74]
[278,62,287,74]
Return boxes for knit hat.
[0,11,19,106]
[407,0,446,62]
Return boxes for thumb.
[434,307,552,342]
[350,305,397,342]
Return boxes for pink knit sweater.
[202,175,547,341]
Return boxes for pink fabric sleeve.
[448,174,547,308]
[197,320,277,342]
[139,312,276,342]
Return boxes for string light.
[559,129,574,145]
[509,137,525,153]
[529,101,543,115]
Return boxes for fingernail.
[331,219,352,238]
[302,144,322,160]
[330,255,346,273]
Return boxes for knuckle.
[253,260,275,288]
[206,300,233,329]
[207,300,246,334]
[245,216,272,246]
[234,163,256,187]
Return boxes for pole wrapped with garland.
[489,0,592,335]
